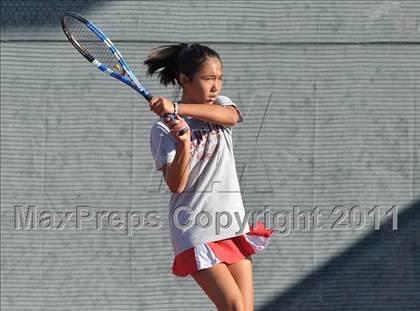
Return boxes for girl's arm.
[149,96,241,127]
[162,140,191,193]
[179,104,240,127]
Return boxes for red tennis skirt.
[172,221,273,277]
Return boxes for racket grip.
[144,93,153,102]
[164,113,189,136]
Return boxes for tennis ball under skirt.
[172,220,273,277]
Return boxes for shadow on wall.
[259,199,420,311]
[1,0,100,29]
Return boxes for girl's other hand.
[149,96,174,117]
[164,115,191,143]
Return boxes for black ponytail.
[143,42,221,87]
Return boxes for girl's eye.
[203,76,223,81]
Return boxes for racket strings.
[65,16,118,70]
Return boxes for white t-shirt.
[150,95,250,256]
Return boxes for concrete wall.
[1,1,419,310]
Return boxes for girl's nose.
[212,79,222,92]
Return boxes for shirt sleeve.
[150,121,177,171]
[214,95,244,125]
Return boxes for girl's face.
[181,57,224,104]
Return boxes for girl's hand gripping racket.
[61,12,188,136]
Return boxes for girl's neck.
[180,93,193,104]
[180,94,188,103]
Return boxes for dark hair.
[143,42,221,86]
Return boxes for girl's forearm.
[178,103,239,127]
[165,140,191,193]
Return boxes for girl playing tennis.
[146,43,272,311]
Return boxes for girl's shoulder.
[214,95,244,125]
[214,95,234,106]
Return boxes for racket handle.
[144,93,153,102]
[164,113,189,136]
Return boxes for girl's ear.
[179,73,190,86]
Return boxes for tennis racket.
[61,12,188,135]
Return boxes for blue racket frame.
[62,12,153,101]
[61,12,189,135]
